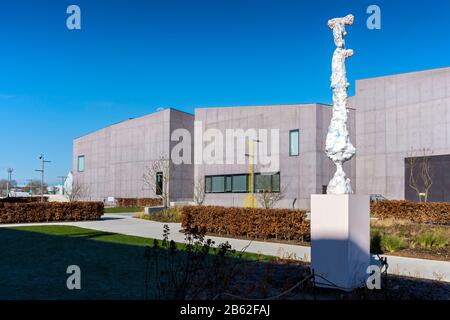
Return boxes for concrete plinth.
[311,194,370,291]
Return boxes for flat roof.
[356,65,450,82]
[74,107,193,140]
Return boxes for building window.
[232,175,248,192]
[211,176,225,193]
[205,174,249,193]
[205,176,212,193]
[289,129,299,156]
[77,155,85,172]
[225,176,232,192]
[254,172,280,192]
[156,172,163,195]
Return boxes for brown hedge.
[116,198,162,207]
[371,200,450,224]
[0,197,48,203]
[0,202,104,224]
[181,205,310,241]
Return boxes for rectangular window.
[77,155,85,172]
[272,173,280,192]
[254,172,280,192]
[254,174,272,192]
[156,172,163,195]
[225,176,232,192]
[211,176,225,193]
[232,175,248,192]
[289,129,299,156]
[205,176,212,193]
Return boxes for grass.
[11,225,273,261]
[0,225,274,299]
[371,218,449,257]
[104,206,143,213]
[134,207,182,223]
[416,230,449,248]
[380,234,406,253]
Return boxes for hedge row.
[181,205,310,241]
[0,202,104,224]
[371,200,450,224]
[0,197,48,203]
[115,198,162,207]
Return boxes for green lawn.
[104,206,143,213]
[0,225,273,299]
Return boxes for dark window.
[254,172,280,192]
[156,172,163,195]
[77,155,85,172]
[232,175,248,192]
[205,174,250,193]
[289,129,299,156]
[322,185,327,194]
[225,176,232,192]
[205,176,212,193]
[211,176,225,193]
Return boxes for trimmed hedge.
[0,197,48,203]
[0,202,104,224]
[116,198,162,207]
[181,205,310,241]
[371,200,450,224]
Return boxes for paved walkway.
[1,213,449,282]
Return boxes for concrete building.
[355,66,450,202]
[195,104,355,209]
[73,108,194,201]
[73,66,450,207]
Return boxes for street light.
[35,154,51,202]
[6,168,13,197]
[244,138,261,208]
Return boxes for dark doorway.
[156,172,163,195]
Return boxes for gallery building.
[73,66,450,208]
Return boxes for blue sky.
[1,0,449,184]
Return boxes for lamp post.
[35,154,51,202]
[244,138,261,208]
[6,168,13,197]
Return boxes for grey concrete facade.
[355,67,450,200]
[73,108,194,201]
[195,104,356,209]
[73,66,450,208]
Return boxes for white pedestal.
[311,194,370,291]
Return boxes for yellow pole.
[244,139,256,208]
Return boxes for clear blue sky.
[1,0,449,184]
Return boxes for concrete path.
[1,213,449,282]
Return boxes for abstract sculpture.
[325,14,356,194]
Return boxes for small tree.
[143,156,174,208]
[193,176,205,205]
[255,176,286,209]
[66,180,89,201]
[406,148,433,202]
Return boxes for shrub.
[371,200,450,225]
[0,197,48,203]
[416,230,449,248]
[380,234,405,253]
[0,202,104,224]
[116,198,162,208]
[136,207,182,223]
[181,205,310,242]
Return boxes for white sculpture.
[63,171,73,196]
[325,14,356,194]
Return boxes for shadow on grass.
[0,227,283,300]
